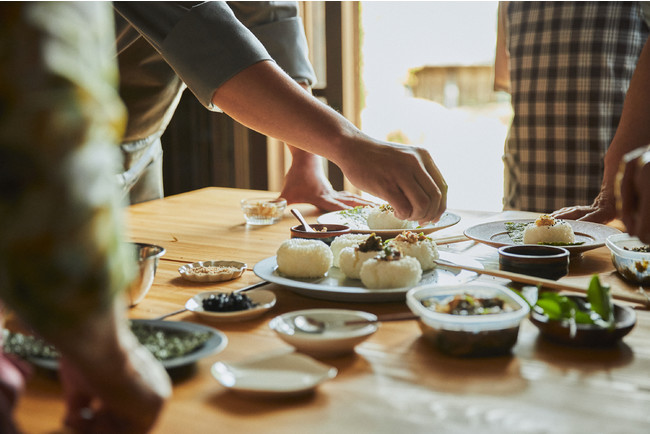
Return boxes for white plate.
[464,219,622,255]
[185,289,276,322]
[26,320,228,371]
[178,260,246,282]
[317,209,461,238]
[211,351,337,397]
[253,251,480,302]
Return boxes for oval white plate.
[185,289,276,322]
[179,260,247,282]
[211,351,337,397]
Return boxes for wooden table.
[14,187,650,433]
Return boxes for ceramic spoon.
[290,208,315,232]
[293,312,419,333]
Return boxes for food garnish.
[423,293,512,315]
[504,221,584,246]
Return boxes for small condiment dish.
[269,309,378,357]
[128,242,166,307]
[241,197,287,225]
[406,283,530,357]
[185,290,276,322]
[529,294,636,347]
[606,233,650,285]
[178,260,247,282]
[498,245,570,280]
[290,223,351,245]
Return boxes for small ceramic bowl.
[529,294,636,346]
[127,242,166,307]
[406,283,530,357]
[498,245,570,280]
[241,197,287,225]
[269,309,378,357]
[290,224,351,245]
[185,290,276,322]
[606,233,650,285]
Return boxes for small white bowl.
[185,290,276,322]
[178,260,246,283]
[606,233,650,285]
[269,309,378,357]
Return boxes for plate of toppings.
[211,350,337,397]
[185,289,276,322]
[253,250,481,303]
[179,260,247,282]
[2,319,228,371]
[464,215,622,255]
[317,204,460,238]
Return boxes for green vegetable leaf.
[586,275,615,330]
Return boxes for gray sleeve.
[114,1,273,109]
[228,1,317,85]
[641,2,650,28]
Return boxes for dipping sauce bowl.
[290,224,351,245]
[498,245,570,280]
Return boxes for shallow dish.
[211,350,337,397]
[464,219,621,255]
[406,283,530,357]
[290,223,351,245]
[253,251,480,302]
[529,295,636,347]
[606,233,650,285]
[269,309,378,357]
[185,289,276,322]
[498,245,570,280]
[241,197,287,225]
[178,260,247,283]
[317,209,461,238]
[22,319,228,371]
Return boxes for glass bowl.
[241,197,287,225]
[605,233,650,285]
[406,283,530,357]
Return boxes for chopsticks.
[434,258,650,307]
[431,234,471,245]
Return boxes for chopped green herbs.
[338,206,369,226]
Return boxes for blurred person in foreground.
[0,2,170,433]
[113,2,447,223]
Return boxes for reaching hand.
[550,190,617,224]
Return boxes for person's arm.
[552,36,650,223]
[212,60,447,222]
[619,145,650,243]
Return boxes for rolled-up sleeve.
[115,1,274,109]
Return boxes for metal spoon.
[152,280,270,320]
[293,312,419,334]
[290,208,315,232]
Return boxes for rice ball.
[522,215,575,245]
[388,231,439,270]
[330,233,371,267]
[366,204,417,230]
[360,248,422,289]
[338,233,384,279]
[276,238,333,278]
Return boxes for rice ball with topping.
[330,233,372,267]
[360,247,422,289]
[388,231,439,270]
[276,238,333,278]
[523,215,575,245]
[366,204,418,230]
[339,233,384,279]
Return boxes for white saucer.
[186,289,276,322]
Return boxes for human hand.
[60,324,170,434]
[549,189,617,224]
[338,138,447,225]
[618,145,650,243]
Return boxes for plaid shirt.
[503,1,649,212]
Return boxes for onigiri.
[276,238,333,278]
[330,233,372,267]
[366,204,418,230]
[339,233,384,279]
[359,247,422,289]
[388,231,439,270]
[522,215,575,245]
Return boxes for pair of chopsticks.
[434,258,650,308]
[431,234,472,245]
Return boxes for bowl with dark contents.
[290,223,351,245]
[606,233,650,285]
[406,283,530,357]
[498,244,570,280]
[185,289,276,322]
